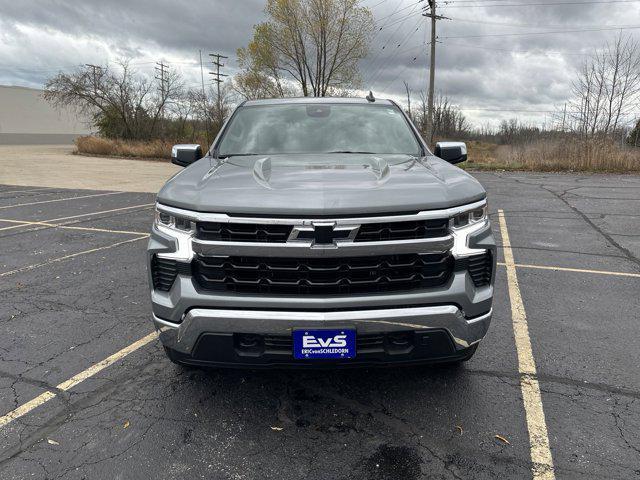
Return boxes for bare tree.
[238,0,374,97]
[44,61,183,140]
[569,34,640,140]
[415,92,469,143]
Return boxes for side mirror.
[434,142,467,164]
[171,144,203,167]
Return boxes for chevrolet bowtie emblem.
[289,223,359,245]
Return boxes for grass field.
[465,139,640,173]
[74,136,640,173]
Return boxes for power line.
[442,0,640,7]
[366,0,391,8]
[376,0,424,23]
[448,16,640,29]
[442,41,595,56]
[368,16,424,86]
[441,24,640,38]
[365,2,424,85]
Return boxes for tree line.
[44,0,640,149]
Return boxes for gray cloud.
[0,0,638,127]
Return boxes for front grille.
[151,256,178,291]
[193,253,453,295]
[196,222,292,243]
[195,218,450,243]
[467,252,493,287]
[355,219,449,242]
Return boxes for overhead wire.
[364,1,425,86]
[368,16,425,86]
[441,24,640,38]
[442,0,640,7]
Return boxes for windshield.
[217,103,422,157]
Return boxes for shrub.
[75,136,172,159]
[75,136,116,156]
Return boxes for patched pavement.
[0,173,638,479]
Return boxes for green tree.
[237,0,374,98]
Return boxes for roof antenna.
[366,90,376,103]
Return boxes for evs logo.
[302,333,347,348]
[293,329,356,359]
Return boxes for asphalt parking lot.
[0,172,639,479]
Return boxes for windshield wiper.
[325,150,376,154]
[217,153,262,159]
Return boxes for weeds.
[75,136,175,159]
[75,135,640,173]
[466,138,640,173]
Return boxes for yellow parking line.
[0,332,157,429]
[0,218,147,236]
[0,392,57,429]
[497,261,640,279]
[0,191,125,210]
[0,204,153,232]
[498,210,555,480]
[0,235,149,277]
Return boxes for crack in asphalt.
[488,173,640,270]
[542,185,640,270]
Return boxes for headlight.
[450,204,487,229]
[154,208,195,233]
[449,202,489,258]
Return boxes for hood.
[157,153,485,216]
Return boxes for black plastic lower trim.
[165,329,474,368]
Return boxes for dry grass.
[76,135,640,173]
[75,136,172,160]
[466,138,640,173]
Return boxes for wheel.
[439,344,478,367]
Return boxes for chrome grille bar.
[192,236,454,258]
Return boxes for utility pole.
[85,64,102,96]
[199,50,206,101]
[561,102,567,132]
[423,1,448,145]
[208,53,228,121]
[404,81,412,120]
[155,61,169,116]
[199,50,210,146]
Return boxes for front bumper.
[153,305,492,366]
[148,202,496,367]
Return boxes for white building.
[0,85,91,144]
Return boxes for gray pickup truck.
[148,97,495,368]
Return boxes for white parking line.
[0,204,153,233]
[498,210,555,480]
[0,218,147,236]
[0,191,125,210]
[0,332,157,429]
[497,262,640,279]
[0,235,149,277]
[0,187,57,196]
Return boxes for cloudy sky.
[1,0,639,127]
